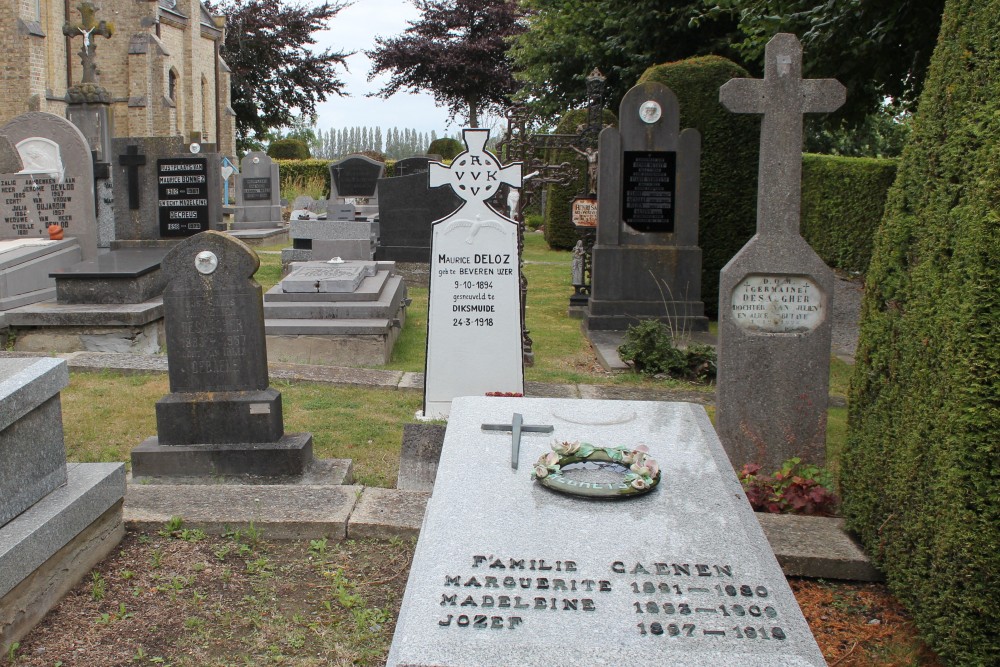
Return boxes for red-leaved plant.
[738,458,839,516]
[484,391,524,397]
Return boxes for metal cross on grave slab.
[720,33,845,238]
[429,129,522,220]
[118,144,146,210]
[481,413,554,469]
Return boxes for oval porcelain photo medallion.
[532,442,661,499]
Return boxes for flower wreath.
[531,441,661,498]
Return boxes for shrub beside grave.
[617,320,716,381]
[543,108,618,250]
[267,138,310,159]
[843,1,1000,664]
[801,154,897,274]
[427,137,462,160]
[638,56,759,317]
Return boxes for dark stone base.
[55,270,166,304]
[155,388,284,446]
[130,432,313,478]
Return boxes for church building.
[0,0,235,156]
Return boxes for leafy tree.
[510,0,742,118]
[706,0,945,125]
[366,0,525,126]
[211,0,351,152]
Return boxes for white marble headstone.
[422,129,524,418]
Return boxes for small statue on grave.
[571,240,585,287]
[571,145,599,195]
[506,170,538,220]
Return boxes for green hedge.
[428,137,463,160]
[267,138,310,159]
[638,56,759,317]
[843,1,999,665]
[543,108,618,250]
[801,154,897,274]
[276,159,332,198]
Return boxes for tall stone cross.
[62,2,114,85]
[429,129,522,221]
[720,33,844,237]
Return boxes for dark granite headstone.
[131,231,312,478]
[233,151,282,229]
[111,136,185,242]
[394,156,432,177]
[157,156,211,237]
[584,81,707,332]
[375,173,462,263]
[329,155,384,199]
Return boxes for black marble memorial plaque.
[242,176,271,201]
[622,151,676,233]
[157,157,209,237]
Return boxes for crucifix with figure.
[421,129,526,419]
[716,33,844,475]
[62,2,114,86]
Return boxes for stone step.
[265,317,397,336]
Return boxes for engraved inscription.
[433,555,792,642]
[730,274,825,333]
[1,175,77,238]
[158,157,209,237]
[622,151,676,233]
[242,176,271,201]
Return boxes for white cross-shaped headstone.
[720,33,845,237]
[429,129,522,219]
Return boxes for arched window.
[168,68,178,101]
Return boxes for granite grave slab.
[376,172,462,263]
[387,396,826,666]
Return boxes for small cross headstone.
[716,33,845,473]
[118,145,146,210]
[421,129,524,418]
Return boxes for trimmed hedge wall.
[842,1,999,665]
[267,138,310,159]
[543,108,618,250]
[638,56,759,317]
[428,137,463,160]
[801,154,897,274]
[276,159,333,198]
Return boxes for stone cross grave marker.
[716,33,845,473]
[0,112,98,260]
[422,129,523,418]
[233,151,282,229]
[387,396,827,666]
[130,230,312,478]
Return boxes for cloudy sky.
[310,0,457,136]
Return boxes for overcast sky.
[310,0,457,136]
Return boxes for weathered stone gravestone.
[376,172,462,263]
[422,130,524,418]
[717,33,845,473]
[263,259,409,366]
[0,357,125,652]
[387,396,826,666]
[0,112,98,261]
[233,151,282,229]
[131,231,313,478]
[585,82,707,333]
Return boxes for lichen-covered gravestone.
[422,129,524,418]
[716,33,845,473]
[131,231,313,478]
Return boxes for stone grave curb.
[123,482,880,582]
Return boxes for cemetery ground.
[3,236,938,666]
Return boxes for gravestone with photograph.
[584,82,707,333]
[131,231,313,479]
[233,151,282,230]
[387,396,826,666]
[422,129,524,418]
[716,33,845,473]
